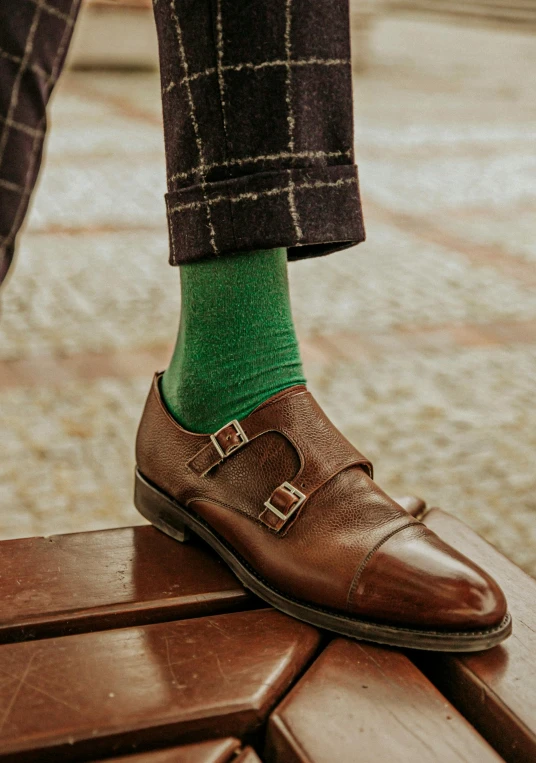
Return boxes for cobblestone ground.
[1,18,535,575]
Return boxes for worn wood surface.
[234,748,263,763]
[0,609,319,762]
[1,503,532,762]
[92,737,245,762]
[265,638,502,762]
[417,509,536,763]
[0,503,418,644]
[93,737,240,762]
[0,526,253,643]
[396,495,427,517]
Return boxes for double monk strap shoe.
[134,376,511,652]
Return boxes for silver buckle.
[264,482,306,521]
[210,419,249,460]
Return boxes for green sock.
[161,248,306,433]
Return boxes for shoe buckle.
[210,419,249,461]
[264,482,306,522]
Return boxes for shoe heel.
[134,468,191,543]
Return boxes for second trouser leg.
[0,0,82,286]
[152,0,365,265]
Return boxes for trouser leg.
[0,0,82,286]
[152,0,365,265]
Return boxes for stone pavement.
[0,18,534,575]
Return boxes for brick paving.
[0,18,534,574]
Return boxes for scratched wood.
[0,500,420,643]
[234,748,263,763]
[94,739,263,762]
[0,526,254,643]
[97,746,262,762]
[396,495,426,517]
[265,638,502,763]
[0,609,319,762]
[416,509,536,763]
[92,737,243,762]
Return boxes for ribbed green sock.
[161,248,306,433]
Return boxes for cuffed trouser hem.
[154,0,362,267]
[165,164,365,265]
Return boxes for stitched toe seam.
[346,522,415,610]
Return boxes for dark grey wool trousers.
[0,0,365,285]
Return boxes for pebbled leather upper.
[136,376,507,630]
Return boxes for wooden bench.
[0,499,534,763]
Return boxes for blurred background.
[0,0,535,575]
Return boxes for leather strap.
[187,387,308,477]
[187,388,373,533]
[187,419,250,476]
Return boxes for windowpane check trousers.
[0,0,365,286]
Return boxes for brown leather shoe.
[134,376,511,652]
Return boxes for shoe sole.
[134,469,512,652]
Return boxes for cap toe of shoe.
[350,523,507,631]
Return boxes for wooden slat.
[396,495,426,517]
[417,509,536,763]
[0,526,254,642]
[234,749,262,763]
[93,738,263,762]
[265,638,502,762]
[0,609,319,762]
[93,737,242,762]
[0,502,418,642]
